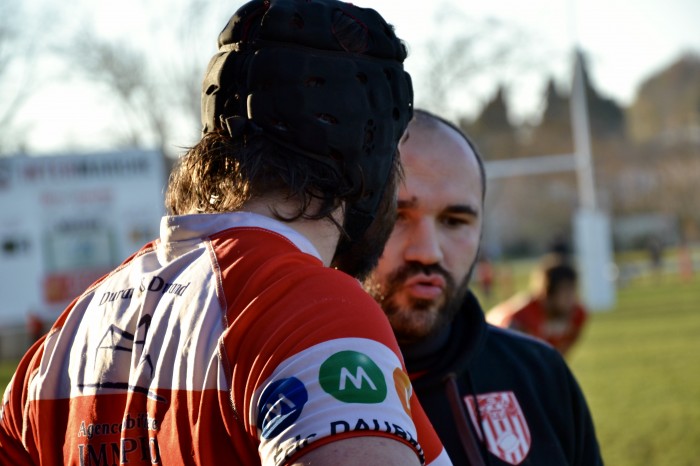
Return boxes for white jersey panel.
[29,241,229,402]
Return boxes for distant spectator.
[487,254,588,356]
[678,238,694,281]
[647,236,664,274]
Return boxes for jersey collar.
[160,212,322,261]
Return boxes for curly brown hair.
[530,254,578,298]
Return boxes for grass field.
[1,262,698,465]
[472,256,700,466]
[567,273,700,466]
[0,360,16,397]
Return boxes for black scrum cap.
[201,0,413,242]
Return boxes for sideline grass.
[476,257,700,465]
[0,360,17,395]
[568,273,700,466]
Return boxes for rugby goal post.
[483,49,615,311]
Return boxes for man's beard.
[366,261,475,344]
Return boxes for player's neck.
[242,195,342,267]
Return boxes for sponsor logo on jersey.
[319,350,387,403]
[464,391,531,465]
[392,368,412,417]
[139,275,190,296]
[257,377,309,439]
[77,319,166,403]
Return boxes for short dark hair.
[530,254,578,298]
[412,109,487,201]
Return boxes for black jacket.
[403,292,603,465]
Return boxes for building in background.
[0,150,166,358]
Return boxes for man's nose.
[404,219,442,265]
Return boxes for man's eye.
[442,216,469,227]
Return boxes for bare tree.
[58,0,217,158]
[0,2,35,155]
[65,32,170,153]
[411,5,539,119]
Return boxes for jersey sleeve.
[508,300,543,336]
[250,337,424,465]
[222,266,446,466]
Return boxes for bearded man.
[366,109,604,466]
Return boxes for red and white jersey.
[487,293,587,356]
[0,212,450,466]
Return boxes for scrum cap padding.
[201,0,413,240]
[245,46,410,189]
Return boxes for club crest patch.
[464,391,531,465]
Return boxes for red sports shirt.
[0,212,450,465]
[487,294,587,356]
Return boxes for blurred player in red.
[487,255,588,356]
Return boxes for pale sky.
[358,0,700,116]
[11,0,700,155]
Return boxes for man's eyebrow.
[398,197,480,218]
[444,204,480,218]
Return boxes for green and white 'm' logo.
[319,350,387,403]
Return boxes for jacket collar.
[402,291,488,389]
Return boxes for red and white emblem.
[464,391,531,465]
